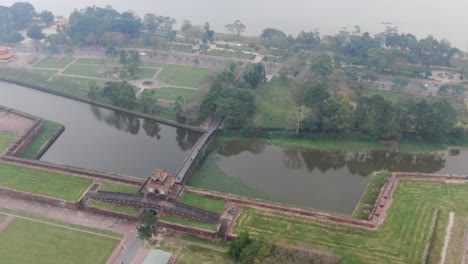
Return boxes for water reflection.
[90,105,140,135]
[218,140,447,176]
[176,128,200,151]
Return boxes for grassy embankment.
[234,180,468,263]
[181,192,226,214]
[0,162,92,201]
[352,170,392,219]
[21,120,62,159]
[0,132,17,152]
[88,200,140,216]
[160,215,217,231]
[0,212,119,264]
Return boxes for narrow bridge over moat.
[175,114,223,183]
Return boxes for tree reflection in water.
[216,139,447,176]
[90,105,140,135]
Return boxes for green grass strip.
[89,200,140,216]
[0,218,119,264]
[161,215,217,231]
[0,208,123,239]
[21,120,62,159]
[0,162,93,201]
[181,192,225,214]
[0,132,17,153]
[352,170,392,219]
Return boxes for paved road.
[113,231,146,264]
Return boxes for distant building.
[141,169,176,196]
[0,47,16,63]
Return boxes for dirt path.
[441,211,455,264]
[0,215,15,233]
[47,58,78,81]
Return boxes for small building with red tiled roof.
[142,169,176,196]
[0,47,16,63]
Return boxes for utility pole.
[60,201,72,234]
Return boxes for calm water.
[3,0,468,49]
[191,140,468,214]
[0,81,200,177]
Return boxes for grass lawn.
[99,182,139,194]
[32,57,75,69]
[235,180,468,263]
[0,218,119,264]
[75,58,119,65]
[52,75,105,91]
[0,208,122,239]
[89,200,140,216]
[161,215,217,231]
[135,67,157,79]
[181,192,226,214]
[140,62,212,87]
[62,64,108,78]
[253,78,294,129]
[145,87,198,101]
[0,132,17,153]
[0,162,93,201]
[21,120,62,159]
[352,171,392,219]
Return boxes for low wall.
[0,73,204,133]
[84,205,139,221]
[33,125,65,160]
[0,187,78,209]
[159,220,219,240]
[0,156,145,185]
[1,106,44,157]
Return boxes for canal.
[0,81,201,177]
[2,81,468,214]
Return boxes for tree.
[137,210,158,242]
[9,2,35,29]
[140,90,157,113]
[102,81,136,108]
[293,105,311,135]
[40,10,55,26]
[310,54,333,78]
[225,19,246,37]
[260,28,288,48]
[27,25,45,52]
[143,13,158,32]
[392,77,409,89]
[243,63,266,88]
[321,93,354,133]
[202,22,215,43]
[228,232,254,261]
[217,88,256,129]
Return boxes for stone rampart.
[33,125,65,160]
[0,187,78,209]
[159,220,219,240]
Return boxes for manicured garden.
[143,87,198,101]
[140,62,212,87]
[234,180,468,263]
[181,192,226,214]
[32,57,75,69]
[0,162,93,201]
[0,132,17,152]
[0,218,119,264]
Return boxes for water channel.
[2,81,468,214]
[0,81,200,177]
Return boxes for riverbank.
[0,70,204,133]
[218,132,460,153]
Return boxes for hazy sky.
[3,0,468,49]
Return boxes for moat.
[2,81,468,214]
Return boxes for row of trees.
[289,54,460,141]
[0,2,54,43]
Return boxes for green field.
[0,218,119,264]
[0,162,93,200]
[253,78,294,129]
[62,64,108,78]
[235,180,468,263]
[181,192,226,214]
[161,215,217,231]
[0,208,122,239]
[25,69,58,80]
[52,75,105,91]
[99,182,139,194]
[75,58,119,65]
[0,132,17,153]
[144,87,198,101]
[21,120,62,159]
[33,57,75,69]
[89,200,140,215]
[140,62,212,87]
